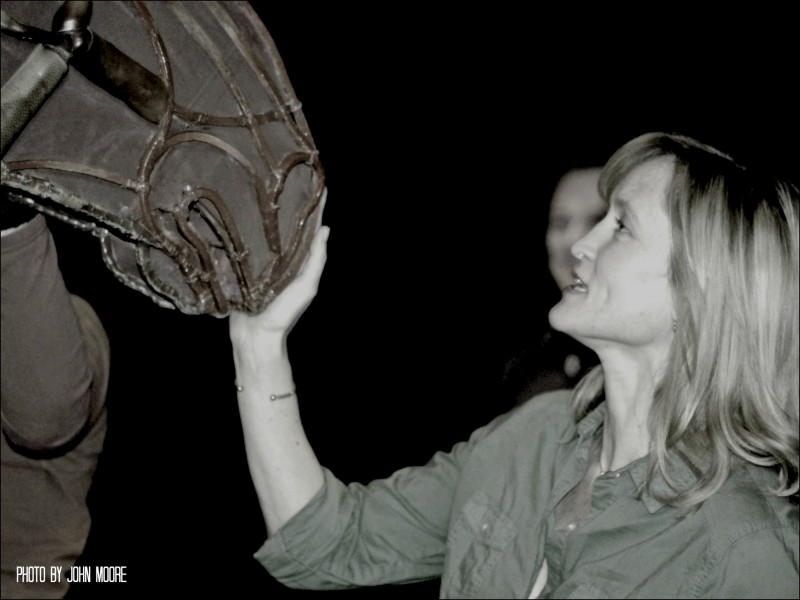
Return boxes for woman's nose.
[570,212,611,262]
[571,230,596,263]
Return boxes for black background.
[40,4,797,598]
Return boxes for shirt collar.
[627,451,700,513]
[557,401,606,445]
[562,401,701,513]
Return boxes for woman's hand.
[229,190,329,347]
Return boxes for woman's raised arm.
[229,197,329,535]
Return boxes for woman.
[230,132,799,597]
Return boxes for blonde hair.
[572,132,799,506]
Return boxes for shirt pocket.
[443,492,518,598]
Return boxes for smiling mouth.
[563,276,588,293]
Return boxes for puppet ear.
[2,1,325,317]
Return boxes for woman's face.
[548,159,675,356]
[546,168,607,290]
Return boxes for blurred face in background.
[546,168,606,290]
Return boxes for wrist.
[232,337,293,387]
[231,332,287,363]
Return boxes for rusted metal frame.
[190,186,256,309]
[167,1,284,261]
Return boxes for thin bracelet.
[234,381,296,401]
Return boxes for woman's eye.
[614,218,628,233]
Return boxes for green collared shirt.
[256,391,799,598]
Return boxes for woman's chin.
[548,301,572,334]
[549,298,591,339]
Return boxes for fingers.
[318,187,328,222]
[309,187,328,234]
[295,225,329,288]
[295,187,329,280]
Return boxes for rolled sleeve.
[253,404,536,592]
[256,461,451,589]
[256,432,484,589]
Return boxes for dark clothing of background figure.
[1,214,110,599]
[499,324,599,406]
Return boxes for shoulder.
[691,466,799,597]
[483,389,574,438]
[702,465,798,541]
[460,389,576,461]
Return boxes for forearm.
[1,215,91,449]
[233,334,324,536]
